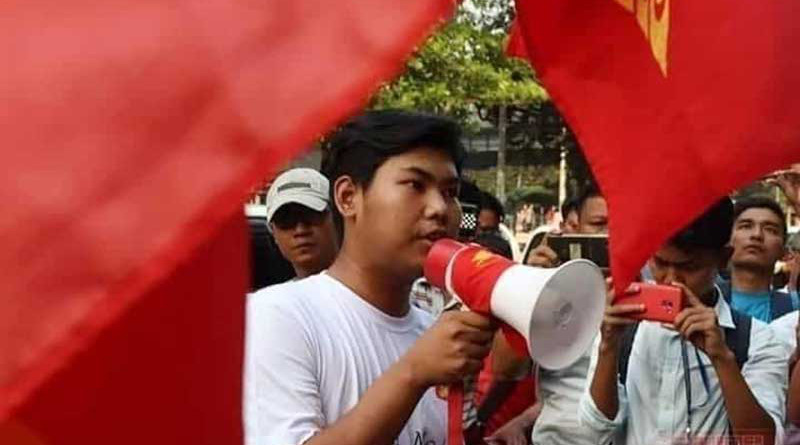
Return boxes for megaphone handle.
[447,381,464,445]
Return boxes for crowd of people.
[244,109,800,445]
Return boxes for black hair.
[670,198,734,251]
[474,232,513,260]
[321,110,466,234]
[321,110,465,187]
[575,184,603,215]
[561,197,580,220]
[478,191,505,221]
[733,196,787,240]
[459,179,483,207]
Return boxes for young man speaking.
[580,198,787,444]
[244,111,495,445]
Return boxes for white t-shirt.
[244,273,446,445]
[771,310,798,354]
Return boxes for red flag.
[0,0,455,441]
[505,20,529,60]
[514,0,800,289]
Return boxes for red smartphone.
[613,283,684,323]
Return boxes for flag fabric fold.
[0,0,455,441]
[514,0,800,289]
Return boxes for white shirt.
[244,274,446,445]
[579,297,787,444]
[771,310,799,353]
[532,340,598,444]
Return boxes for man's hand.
[401,311,495,388]
[670,282,731,362]
[484,402,541,445]
[598,280,645,352]
[768,168,800,209]
[526,244,559,268]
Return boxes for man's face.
[270,203,338,275]
[730,208,785,272]
[561,209,580,234]
[578,196,608,234]
[352,147,460,279]
[648,244,722,302]
[477,209,501,235]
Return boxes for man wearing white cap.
[266,168,338,280]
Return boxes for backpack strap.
[771,290,796,320]
[617,323,640,385]
[724,309,751,369]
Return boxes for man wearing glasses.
[580,198,787,444]
[266,168,339,280]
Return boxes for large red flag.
[0,0,455,442]
[514,0,800,289]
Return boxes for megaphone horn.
[424,239,605,370]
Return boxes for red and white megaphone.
[424,239,605,444]
[424,238,605,369]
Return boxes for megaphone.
[424,238,605,370]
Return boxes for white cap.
[265,168,330,223]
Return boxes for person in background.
[726,197,795,322]
[526,185,607,268]
[474,232,513,260]
[786,233,800,300]
[769,233,800,443]
[477,192,506,236]
[265,168,339,281]
[465,232,537,445]
[769,307,800,444]
[581,198,786,445]
[245,110,495,445]
[475,191,514,262]
[491,185,608,445]
[247,215,296,290]
[560,197,580,234]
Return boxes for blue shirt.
[731,289,773,323]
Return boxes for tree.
[372,5,545,204]
[372,0,594,207]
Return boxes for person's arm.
[302,361,431,445]
[578,281,644,444]
[307,310,495,445]
[525,233,560,269]
[671,283,781,444]
[491,331,532,381]
[785,313,800,425]
[588,281,643,420]
[484,402,541,445]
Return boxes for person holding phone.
[580,198,787,444]
[498,185,608,445]
[526,185,608,268]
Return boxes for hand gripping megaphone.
[423,239,605,444]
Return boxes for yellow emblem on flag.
[613,0,670,76]
[471,250,496,268]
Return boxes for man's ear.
[333,175,360,220]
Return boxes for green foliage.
[371,3,545,131]
[370,0,594,202]
[507,185,559,208]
